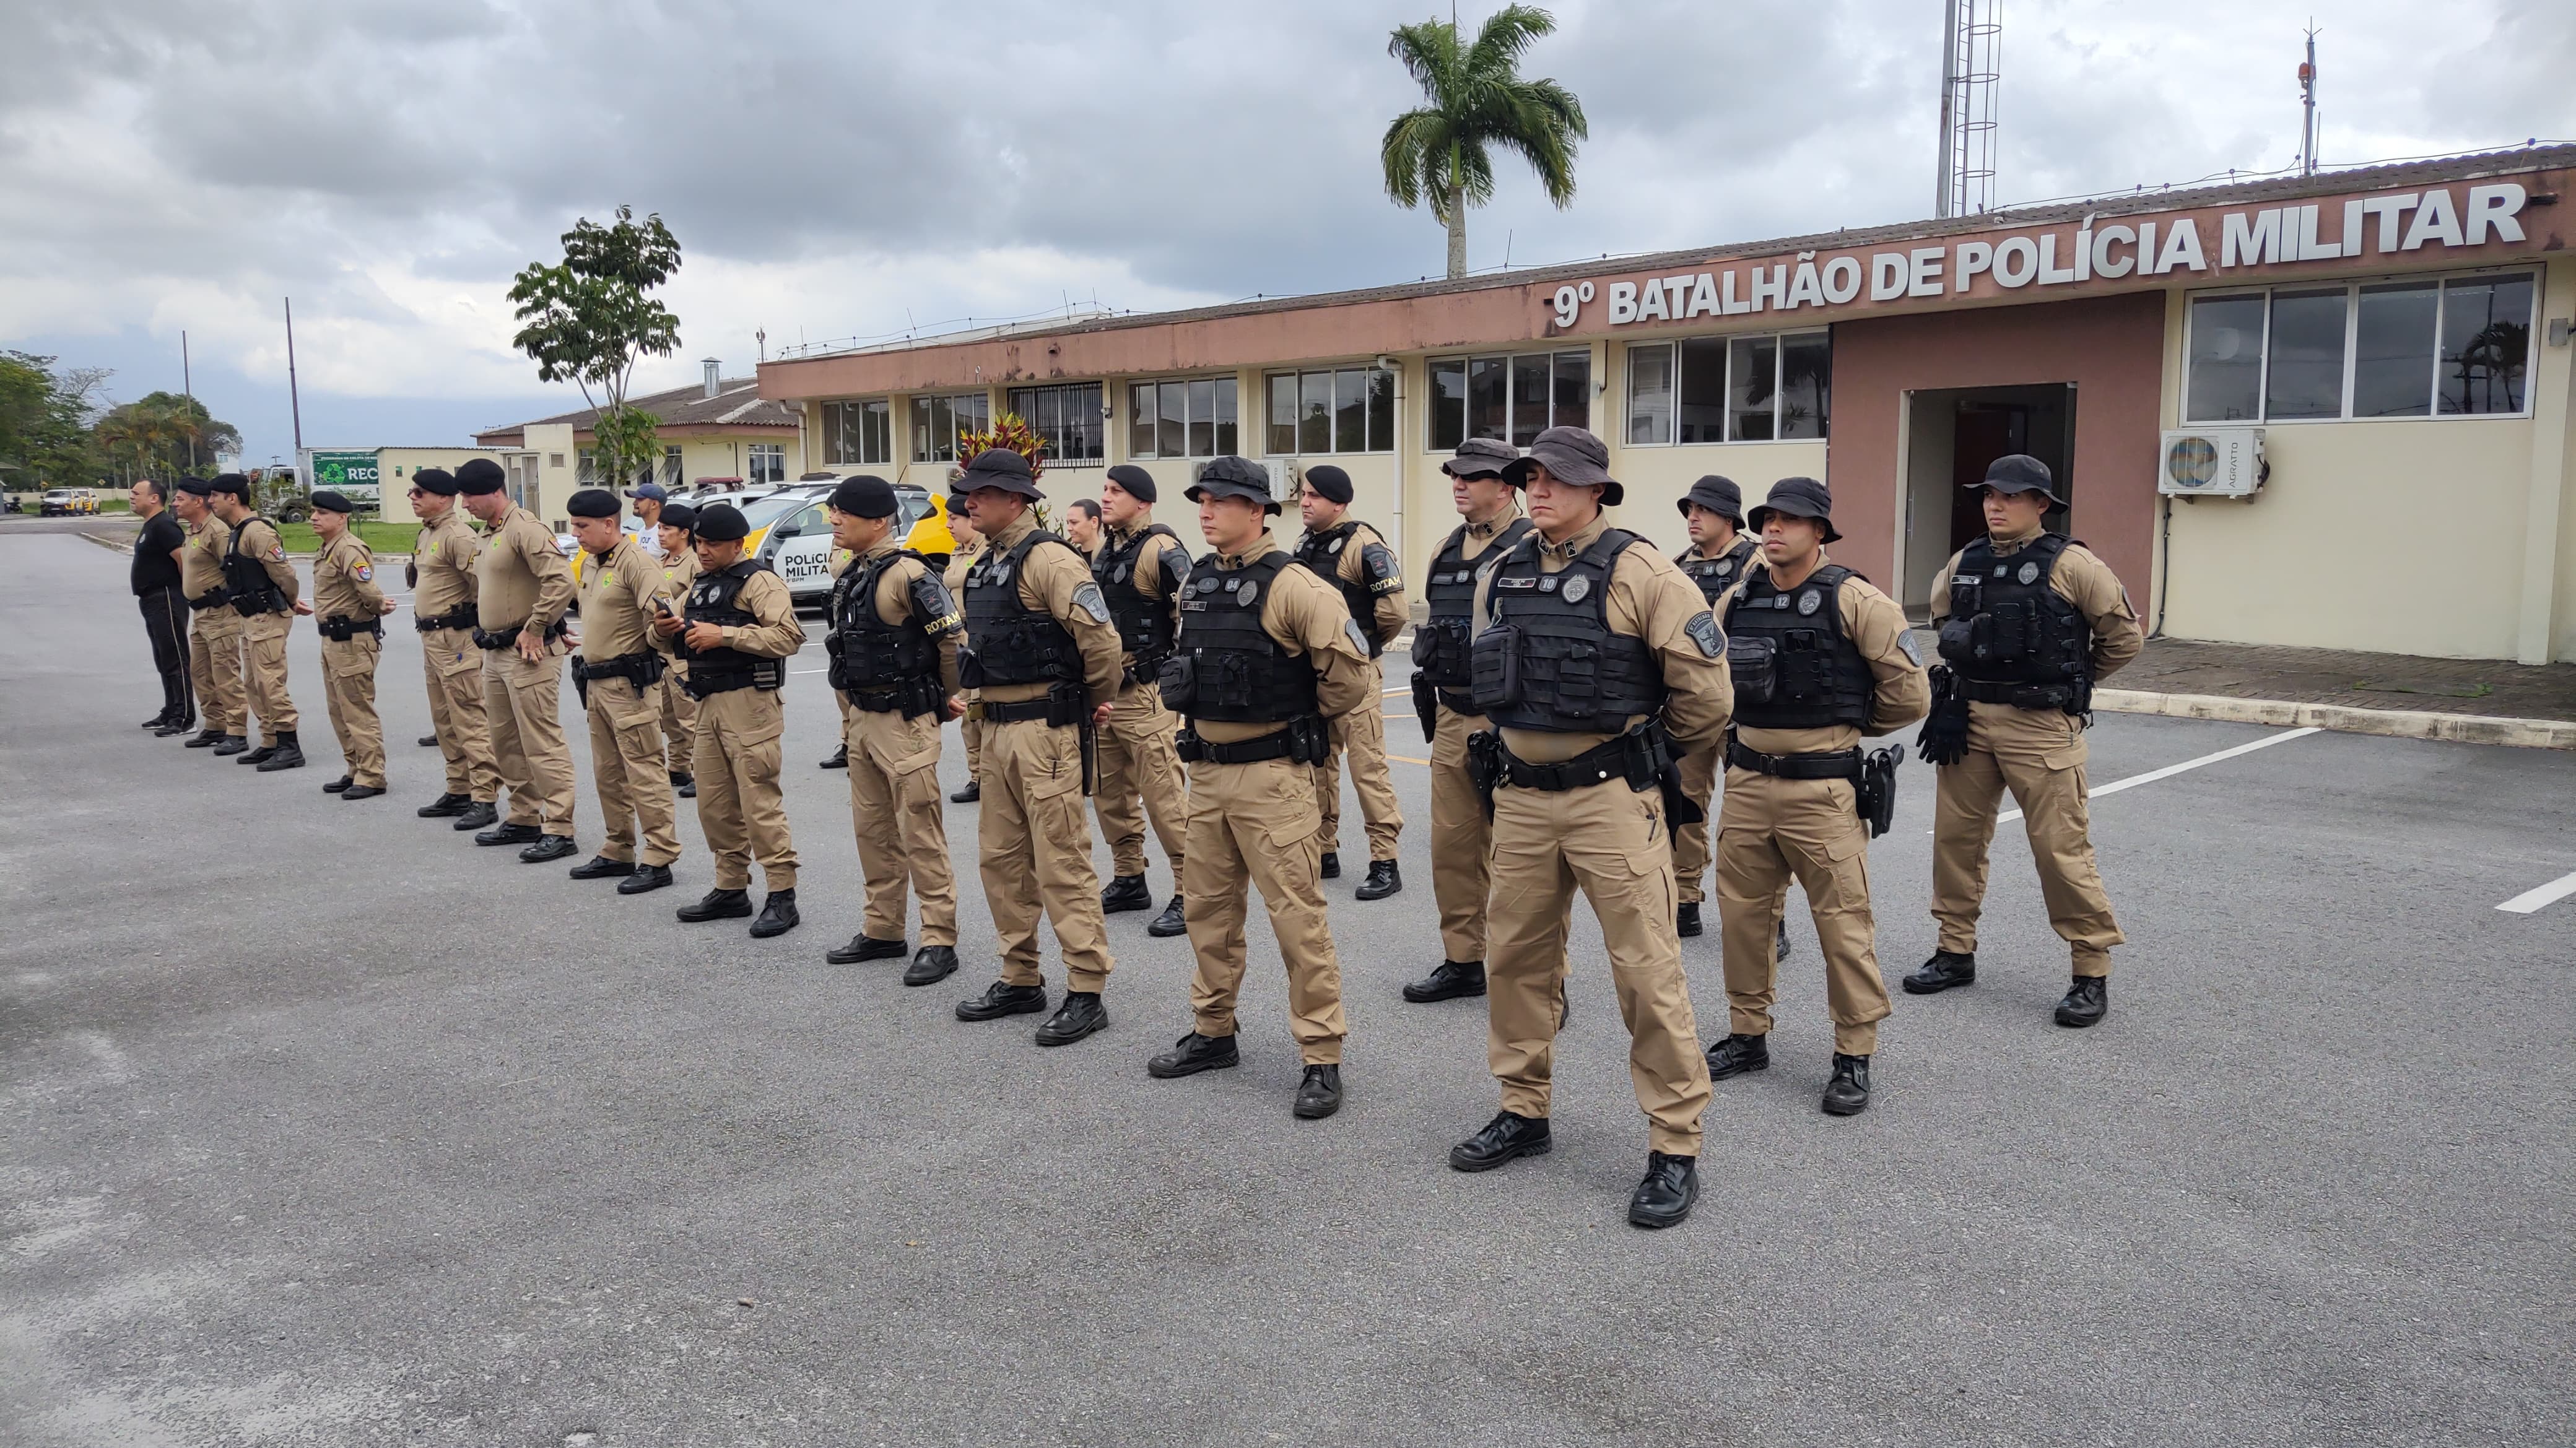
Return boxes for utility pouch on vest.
[1046,681,1088,729]
[1469,625,1520,713]
[1409,625,1443,680]
[1856,745,1904,838]
[1464,729,1503,821]
[1155,653,1197,714]
[1411,670,1440,742]
[956,645,985,690]
[1726,635,1778,704]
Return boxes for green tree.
[93,391,241,482]
[0,352,112,488]
[509,206,683,496]
[1381,5,1588,282]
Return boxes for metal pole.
[2304,30,2318,175]
[1935,0,1961,217]
[284,298,304,474]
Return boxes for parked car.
[40,488,76,516]
[757,484,942,609]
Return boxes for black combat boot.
[341,784,383,800]
[186,728,225,749]
[1146,1031,1238,1078]
[474,821,541,847]
[617,863,674,895]
[322,774,352,794]
[1100,874,1154,913]
[819,744,847,770]
[1354,859,1402,901]
[451,800,498,831]
[676,887,752,923]
[1403,960,1486,1004]
[1705,1033,1770,1081]
[568,854,635,880]
[949,779,979,803]
[237,742,275,765]
[674,773,696,799]
[417,792,471,818]
[749,889,800,939]
[903,945,959,986]
[1318,851,1341,880]
[2055,974,2108,1028]
[1448,1111,1551,1172]
[417,734,439,747]
[1146,896,1188,937]
[956,980,1047,1021]
[254,732,305,771]
[1821,1054,1872,1116]
[1293,1064,1344,1119]
[1628,1152,1700,1229]
[1904,950,1976,994]
[827,934,907,965]
[1034,991,1107,1046]
[1675,902,1701,937]
[517,835,577,864]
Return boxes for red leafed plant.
[957,411,1049,479]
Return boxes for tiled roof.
[487,378,798,433]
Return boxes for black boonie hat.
[694,502,751,542]
[1747,476,1841,544]
[1442,436,1517,480]
[565,488,620,519]
[1103,464,1157,503]
[455,457,507,495]
[829,474,899,519]
[1185,456,1280,514]
[1504,425,1622,506]
[1972,453,2063,505]
[1678,474,1744,524]
[959,447,1043,500]
[309,490,356,514]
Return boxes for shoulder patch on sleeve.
[1360,541,1401,592]
[1897,630,1924,666]
[1684,610,1725,659]
[1342,618,1372,656]
[1071,580,1112,625]
[265,545,286,563]
[353,563,374,583]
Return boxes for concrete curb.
[2094,688,2576,750]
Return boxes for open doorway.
[1899,383,2075,613]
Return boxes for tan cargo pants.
[691,685,796,891]
[1715,771,1892,1056]
[483,647,575,836]
[1429,703,1498,964]
[1094,678,1188,882]
[977,716,1113,992]
[1930,703,2123,976]
[321,633,385,787]
[189,612,246,737]
[240,611,298,744]
[844,702,957,945]
[1183,751,1346,1064]
[422,626,500,800]
[587,675,681,865]
[1312,660,1403,861]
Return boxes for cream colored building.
[475,365,806,529]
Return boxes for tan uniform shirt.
[311,532,383,620]
[409,509,482,618]
[474,505,574,635]
[1721,554,1931,757]
[854,538,965,697]
[229,516,300,609]
[180,514,233,600]
[1316,519,1408,651]
[1471,514,1736,766]
[708,566,806,659]
[577,535,672,661]
[1189,533,1374,745]
[1101,521,1185,670]
[1925,522,2144,682]
[974,513,1125,708]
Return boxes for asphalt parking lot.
[4,530,2571,1447]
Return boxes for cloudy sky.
[4,0,2569,466]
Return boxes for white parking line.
[1986,725,2323,826]
[2497,870,2576,914]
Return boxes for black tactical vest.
[1723,565,1874,731]
[1169,552,1319,724]
[221,515,291,614]
[962,531,1084,688]
[1294,522,1383,658]
[1471,528,1665,734]
[1414,516,1533,693]
[1938,533,2093,691]
[1094,523,1183,665]
[684,559,785,695]
[1677,534,1760,605]
[829,550,934,692]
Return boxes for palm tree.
[1382,5,1588,282]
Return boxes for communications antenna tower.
[1934,0,2002,217]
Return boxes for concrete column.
[2517,256,2575,664]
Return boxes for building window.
[576,449,596,485]
[747,443,785,485]
[661,446,682,487]
[824,399,893,466]
[911,392,991,464]
[2184,271,2536,423]
[1007,383,1104,466]
[547,453,565,469]
[1427,350,1589,449]
[1264,366,1395,455]
[1128,377,1238,459]
[1624,332,1829,445]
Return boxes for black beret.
[1302,464,1353,505]
[565,488,620,519]
[176,476,214,497]
[1185,455,1281,514]
[455,457,507,495]
[209,472,251,498]
[412,467,459,496]
[309,490,355,514]
[694,502,751,542]
[943,491,968,516]
[830,474,898,519]
[657,502,697,532]
[1104,464,1157,503]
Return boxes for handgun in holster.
[1464,729,1503,821]
[1411,670,1440,743]
[1629,722,1702,845]
[1287,714,1328,766]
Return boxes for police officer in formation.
[652,503,700,800]
[1400,436,1531,1005]
[172,477,249,755]
[950,447,1125,1046]
[1669,475,1790,966]
[1909,454,2141,1028]
[129,478,196,737]
[406,467,502,828]
[209,473,305,771]
[1144,457,1374,1117]
[455,457,578,861]
[941,492,985,805]
[303,490,394,799]
[655,501,806,937]
[1292,465,1407,898]
[818,475,968,986]
[1707,477,1929,1116]
[1089,464,1192,939]
[1453,426,1733,1229]
[562,488,684,894]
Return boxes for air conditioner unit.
[2158,427,2266,498]
[1261,457,1300,503]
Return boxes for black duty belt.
[976,697,1060,724]
[1193,729,1297,765]
[472,618,569,651]
[317,615,383,643]
[1957,677,2082,709]
[1436,687,1477,716]
[1725,740,1865,781]
[1500,733,1644,792]
[414,605,479,635]
[186,587,229,612]
[572,651,666,687]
